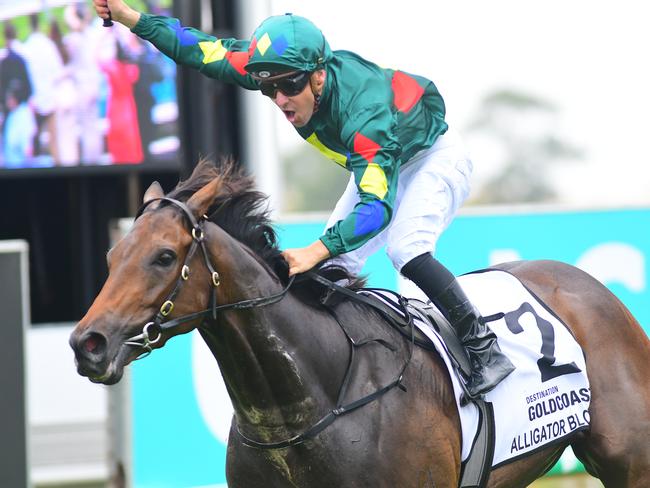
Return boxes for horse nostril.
[82,332,107,357]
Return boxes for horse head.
[69,167,223,385]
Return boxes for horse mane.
[166,158,366,301]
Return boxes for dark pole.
[0,242,30,488]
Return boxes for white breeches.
[325,128,473,275]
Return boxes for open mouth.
[283,110,296,123]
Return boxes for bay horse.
[69,159,650,487]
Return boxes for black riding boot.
[401,253,515,399]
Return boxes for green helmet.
[245,14,333,77]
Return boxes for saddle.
[314,274,495,488]
[356,291,495,488]
[311,269,592,487]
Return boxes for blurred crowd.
[0,2,178,168]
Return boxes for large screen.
[0,0,179,170]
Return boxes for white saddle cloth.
[366,269,591,467]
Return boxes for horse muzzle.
[69,328,125,385]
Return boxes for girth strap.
[459,400,495,488]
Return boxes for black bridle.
[124,196,414,450]
[124,197,295,357]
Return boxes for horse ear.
[186,178,221,218]
[143,181,164,204]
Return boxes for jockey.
[94,1,514,399]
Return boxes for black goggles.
[259,71,311,98]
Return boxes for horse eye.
[154,250,177,267]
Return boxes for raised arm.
[93,0,260,90]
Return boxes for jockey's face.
[268,70,326,128]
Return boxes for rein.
[125,197,415,450]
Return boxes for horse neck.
[199,225,343,435]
